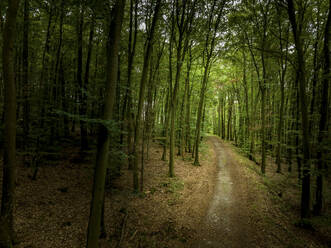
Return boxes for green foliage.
[54,109,119,132]
[160,177,184,194]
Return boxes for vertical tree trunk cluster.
[132,0,161,190]
[214,0,330,219]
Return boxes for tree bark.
[0,0,20,247]
[82,11,95,143]
[314,0,330,215]
[39,4,54,130]
[22,0,29,150]
[86,1,125,247]
[218,93,221,137]
[168,0,196,174]
[60,57,69,137]
[77,2,88,150]
[169,1,190,175]
[194,0,224,165]
[132,0,161,191]
[50,0,65,143]
[122,0,138,170]
[287,0,312,219]
[276,13,289,173]
[161,88,170,160]
[178,76,187,157]
[242,51,250,147]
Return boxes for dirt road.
[192,136,266,248]
[190,136,331,248]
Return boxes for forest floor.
[0,136,330,247]
[0,137,217,248]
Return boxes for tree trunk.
[0,0,20,247]
[22,0,29,151]
[161,89,170,160]
[169,14,183,176]
[261,86,266,174]
[39,4,53,130]
[227,97,233,141]
[50,0,65,143]
[194,66,209,165]
[296,84,302,180]
[169,0,196,175]
[218,94,221,137]
[82,12,95,144]
[222,97,225,139]
[132,0,161,191]
[243,51,250,150]
[287,81,296,173]
[60,58,69,137]
[125,0,138,170]
[77,3,88,150]
[314,0,330,215]
[178,77,187,157]
[86,1,125,247]
[194,0,224,165]
[201,102,206,139]
[276,15,289,173]
[249,70,256,162]
[287,0,312,219]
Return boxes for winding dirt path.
[192,136,261,248]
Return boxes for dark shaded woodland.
[0,0,330,247]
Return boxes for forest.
[0,0,330,247]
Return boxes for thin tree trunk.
[169,0,196,175]
[161,89,170,160]
[40,4,54,130]
[218,94,221,137]
[201,102,206,140]
[178,79,186,157]
[296,81,302,180]
[194,66,209,165]
[140,122,146,192]
[145,43,163,160]
[82,12,95,144]
[169,8,184,176]
[227,97,232,141]
[194,0,225,165]
[125,0,138,169]
[243,51,250,149]
[77,3,88,150]
[60,57,69,137]
[314,0,330,215]
[288,0,312,219]
[162,14,175,163]
[50,0,65,143]
[22,0,29,151]
[132,0,161,191]
[187,83,193,152]
[276,15,289,173]
[287,81,296,173]
[261,86,266,174]
[249,69,256,162]
[222,97,225,139]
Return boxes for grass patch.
[310,215,331,228]
[159,177,184,194]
